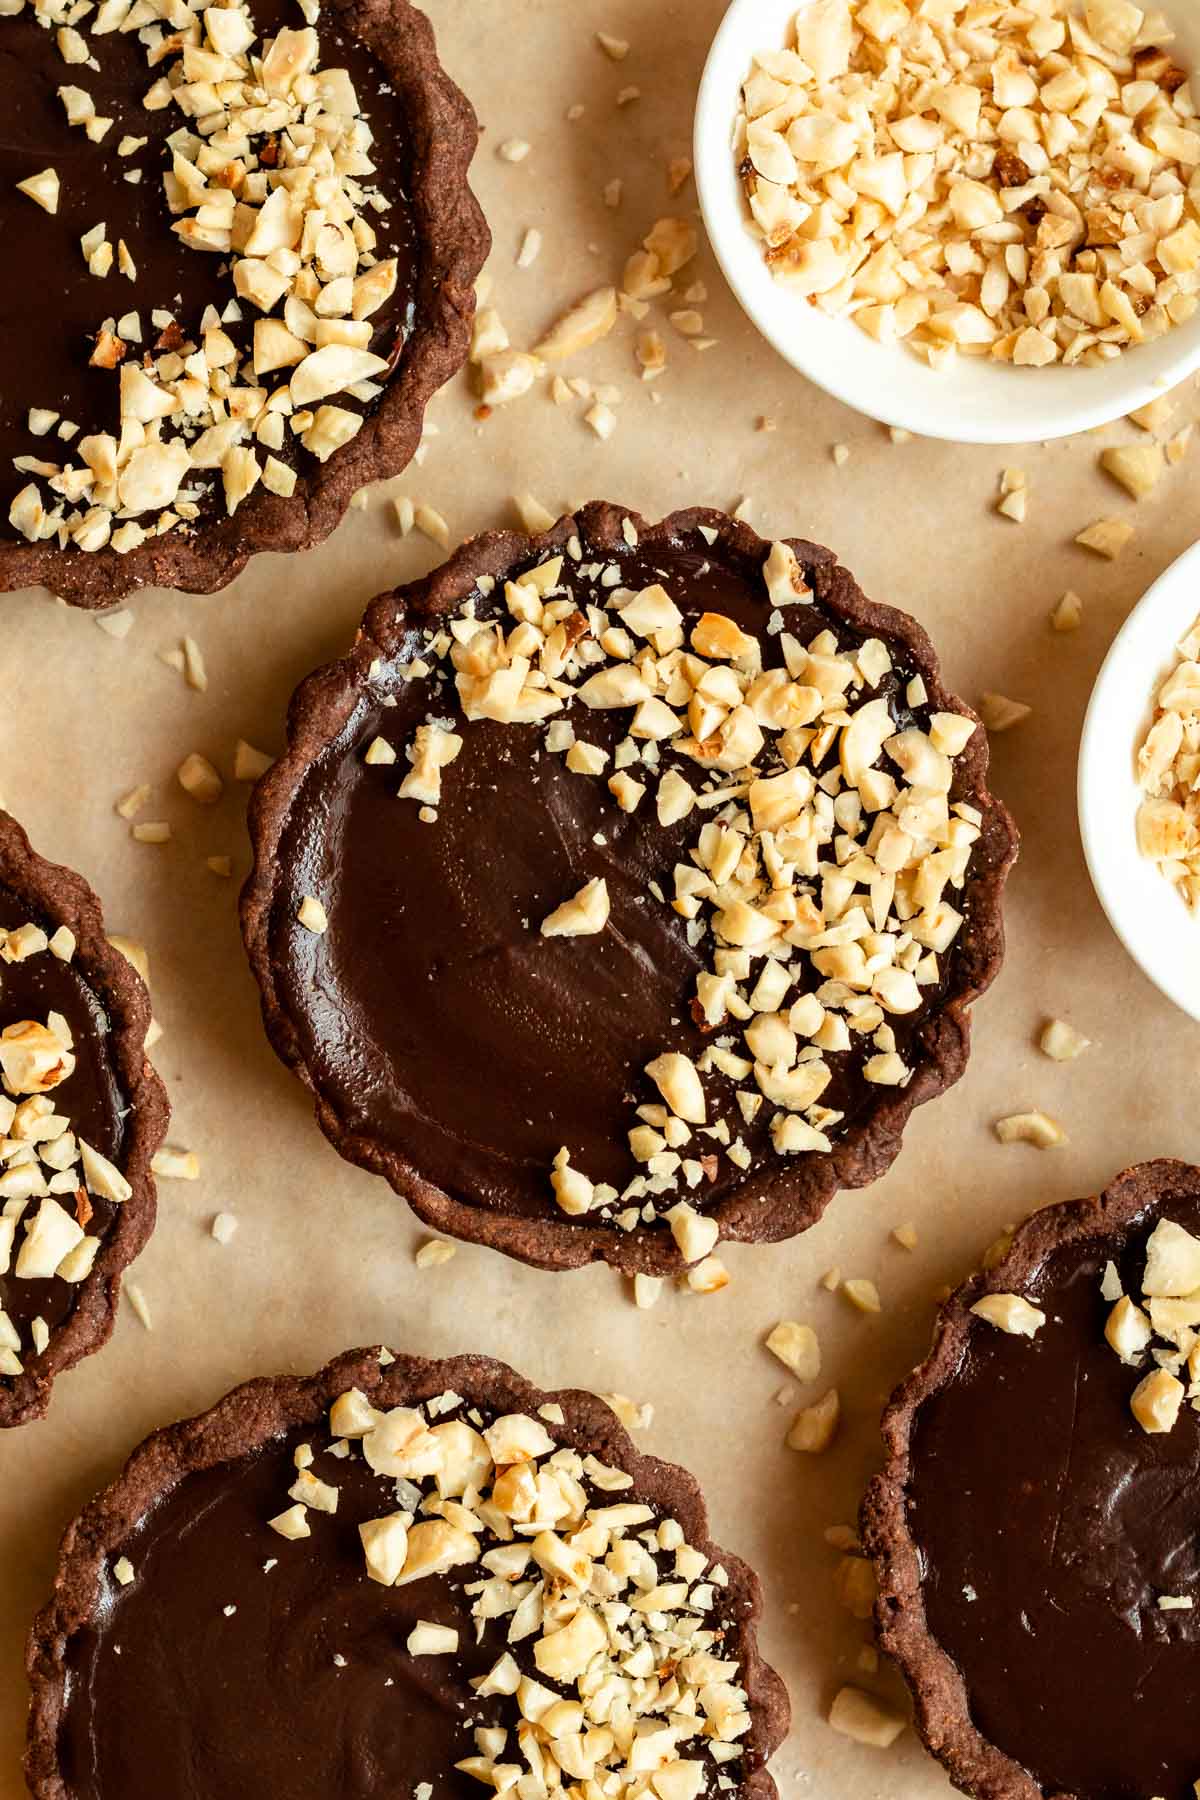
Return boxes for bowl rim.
[1077,534,1200,1024]
[693,0,1200,445]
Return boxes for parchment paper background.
[3,1,1200,1794]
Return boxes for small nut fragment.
[1130,1367,1185,1435]
[646,1053,706,1124]
[1050,592,1083,633]
[1142,1219,1200,1297]
[541,877,610,938]
[359,1513,409,1582]
[151,1146,200,1181]
[828,1687,907,1749]
[993,1110,1067,1149]
[666,1200,719,1265]
[1105,1295,1152,1364]
[765,1321,820,1383]
[843,1278,881,1314]
[16,167,59,214]
[533,287,618,360]
[1101,444,1165,501]
[415,1238,456,1269]
[177,752,223,805]
[970,1293,1046,1337]
[786,1387,839,1453]
[979,693,1031,733]
[1039,1018,1090,1062]
[297,896,328,934]
[1075,518,1134,560]
[407,1621,459,1656]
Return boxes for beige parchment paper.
[3,1,1200,1795]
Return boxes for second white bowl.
[1079,537,1200,1023]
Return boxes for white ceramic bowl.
[1079,537,1200,1021]
[693,0,1200,444]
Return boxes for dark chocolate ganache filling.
[908,1191,1200,1800]
[0,887,124,1349]
[269,526,998,1230]
[59,1397,750,1800]
[0,0,418,534]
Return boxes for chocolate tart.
[242,504,1017,1275]
[26,1345,790,1800]
[862,1159,1200,1800]
[0,0,488,606]
[0,810,166,1427]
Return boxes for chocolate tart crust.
[0,811,168,1428]
[860,1158,1200,1800]
[25,1345,790,1800]
[241,502,1019,1275]
[0,0,489,608]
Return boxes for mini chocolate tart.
[862,1159,1200,1800]
[26,1346,790,1800]
[242,504,1017,1275]
[0,810,166,1426]
[0,0,488,606]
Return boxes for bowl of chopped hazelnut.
[1079,536,1200,1022]
[695,0,1200,443]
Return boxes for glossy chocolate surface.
[269,530,988,1230]
[58,1408,744,1800]
[0,0,418,531]
[909,1190,1200,1800]
[0,887,123,1340]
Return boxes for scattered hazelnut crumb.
[1101,442,1165,500]
[600,1392,653,1431]
[979,692,1031,732]
[513,493,556,534]
[113,1557,135,1587]
[686,1254,730,1293]
[786,1387,840,1453]
[820,1266,841,1292]
[393,494,415,535]
[151,1146,200,1181]
[516,227,542,269]
[132,821,171,845]
[498,138,531,163]
[832,443,850,467]
[1129,396,1174,434]
[1039,1017,1090,1061]
[834,1554,877,1620]
[177,752,223,805]
[1050,590,1083,632]
[108,934,149,983]
[414,503,450,549]
[125,1281,152,1330]
[207,855,233,878]
[829,1687,907,1749]
[765,1321,821,1383]
[234,739,273,782]
[596,30,629,60]
[1075,517,1134,559]
[616,85,640,106]
[892,1222,918,1250]
[889,428,912,445]
[633,1273,662,1309]
[116,784,151,820]
[415,1238,457,1269]
[843,1277,881,1314]
[585,401,617,441]
[211,1212,238,1245]
[994,1109,1067,1149]
[666,156,692,195]
[94,610,133,640]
